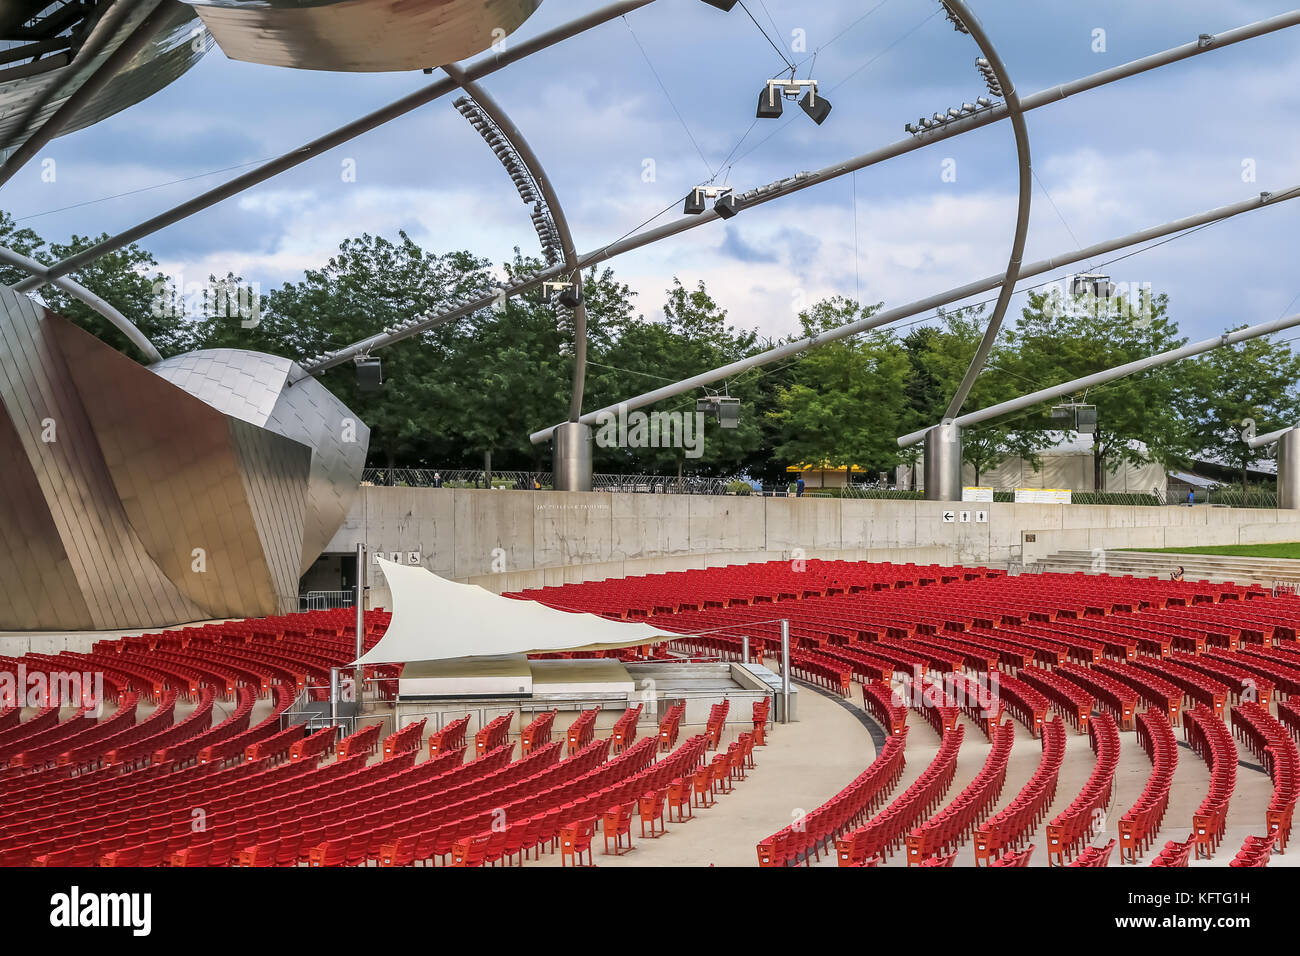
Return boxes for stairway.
[1038,549,1300,588]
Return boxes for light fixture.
[354,355,383,392]
[541,280,582,308]
[1071,273,1114,299]
[975,57,1004,98]
[698,390,741,427]
[701,0,739,9]
[941,1,970,34]
[684,185,733,216]
[757,78,830,124]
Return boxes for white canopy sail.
[355,558,674,665]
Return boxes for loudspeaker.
[355,357,383,392]
[800,90,832,125]
[714,193,738,219]
[756,86,783,119]
[684,190,707,215]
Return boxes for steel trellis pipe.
[0,0,169,187]
[529,185,1300,443]
[0,245,162,362]
[898,312,1300,447]
[11,0,658,295]
[938,0,1033,421]
[303,8,1300,378]
[442,63,589,423]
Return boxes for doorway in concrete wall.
[297,553,357,610]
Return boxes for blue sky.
[9,0,1300,350]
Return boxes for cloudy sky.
[9,0,1300,354]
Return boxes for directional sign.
[975,510,988,523]
[942,511,956,523]
[959,510,971,523]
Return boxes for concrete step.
[1040,549,1300,587]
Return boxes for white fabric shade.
[355,558,675,665]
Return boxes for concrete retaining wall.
[325,488,1300,606]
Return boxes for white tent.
[355,558,675,665]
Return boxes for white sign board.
[962,487,994,502]
[975,510,988,523]
[1013,488,1072,504]
[959,510,971,523]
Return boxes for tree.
[1007,286,1192,490]
[767,297,910,481]
[906,306,1055,484]
[1182,330,1300,488]
[0,210,43,288]
[234,231,496,468]
[36,233,197,361]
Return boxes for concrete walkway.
[532,687,877,867]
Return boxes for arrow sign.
[942,511,956,523]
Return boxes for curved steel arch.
[939,0,1033,420]
[442,62,590,424]
[0,245,162,362]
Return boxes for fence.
[297,590,354,611]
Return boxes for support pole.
[1279,429,1300,510]
[780,619,791,724]
[924,421,963,502]
[741,635,750,664]
[354,543,365,703]
[329,667,340,725]
[553,421,593,491]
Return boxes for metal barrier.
[298,590,354,611]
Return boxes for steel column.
[924,421,964,501]
[1278,429,1300,510]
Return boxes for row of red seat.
[1014,666,1092,734]
[973,717,1066,865]
[1118,710,1178,864]
[1045,711,1121,865]
[1184,705,1237,859]
[905,720,1014,864]
[611,704,642,753]
[428,715,471,756]
[835,723,964,866]
[1230,701,1297,851]
[1069,838,1117,867]
[520,710,557,755]
[758,732,907,867]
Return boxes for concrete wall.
[324,487,1300,605]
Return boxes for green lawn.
[1120,543,1300,560]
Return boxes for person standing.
[433,472,443,488]
[796,475,805,498]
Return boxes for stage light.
[976,57,1004,97]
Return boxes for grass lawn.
[1120,543,1300,560]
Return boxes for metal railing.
[297,590,354,611]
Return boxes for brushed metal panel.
[0,289,203,629]
[52,315,302,619]
[187,0,541,72]
[151,349,369,575]
[0,2,208,161]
